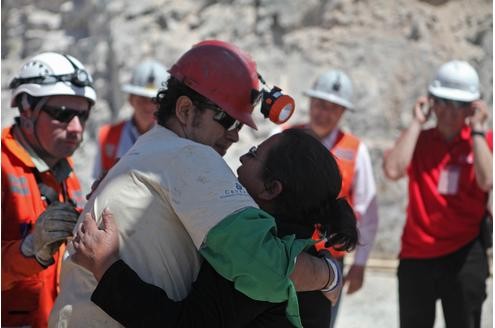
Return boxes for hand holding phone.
[467,100,489,131]
[413,96,432,124]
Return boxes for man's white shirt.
[50,125,256,328]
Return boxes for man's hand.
[344,264,365,294]
[467,100,489,131]
[72,208,120,281]
[86,170,109,200]
[413,96,432,124]
[21,201,79,267]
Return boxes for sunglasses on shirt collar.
[192,100,244,132]
[42,104,90,123]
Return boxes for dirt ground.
[335,265,493,328]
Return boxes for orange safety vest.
[1,126,84,328]
[98,121,126,173]
[288,125,360,258]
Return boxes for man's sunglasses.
[433,96,471,109]
[42,105,90,123]
[193,100,243,132]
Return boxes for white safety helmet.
[9,52,96,107]
[428,60,480,102]
[121,59,169,98]
[303,69,354,110]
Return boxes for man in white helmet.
[93,59,169,178]
[287,69,379,328]
[383,60,492,328]
[2,52,96,327]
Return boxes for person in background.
[2,52,96,328]
[93,59,169,178]
[383,60,492,328]
[287,69,379,327]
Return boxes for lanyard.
[33,170,74,206]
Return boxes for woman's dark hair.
[264,128,358,252]
[154,76,210,126]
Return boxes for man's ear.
[128,94,136,107]
[19,94,33,118]
[18,94,35,131]
[259,179,283,201]
[19,113,34,132]
[175,95,194,126]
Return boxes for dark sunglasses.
[248,146,259,158]
[42,105,90,123]
[433,96,471,109]
[212,110,243,132]
[193,100,243,132]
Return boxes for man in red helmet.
[50,40,338,328]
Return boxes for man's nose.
[67,116,84,133]
[225,129,240,143]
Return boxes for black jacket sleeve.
[91,259,291,328]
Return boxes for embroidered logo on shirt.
[221,182,248,198]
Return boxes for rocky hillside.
[1,0,492,259]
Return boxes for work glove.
[21,201,80,267]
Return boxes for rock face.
[1,0,492,259]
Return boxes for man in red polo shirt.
[383,60,492,328]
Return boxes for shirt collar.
[320,128,339,149]
[459,124,471,141]
[129,119,141,139]
[432,124,471,144]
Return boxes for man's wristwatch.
[471,130,486,137]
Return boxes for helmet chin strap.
[21,95,58,165]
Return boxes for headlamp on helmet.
[257,74,295,125]
[9,55,93,89]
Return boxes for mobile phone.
[420,102,430,116]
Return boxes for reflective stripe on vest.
[332,131,360,204]
[7,174,30,196]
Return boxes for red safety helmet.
[169,40,260,129]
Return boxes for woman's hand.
[72,208,120,281]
